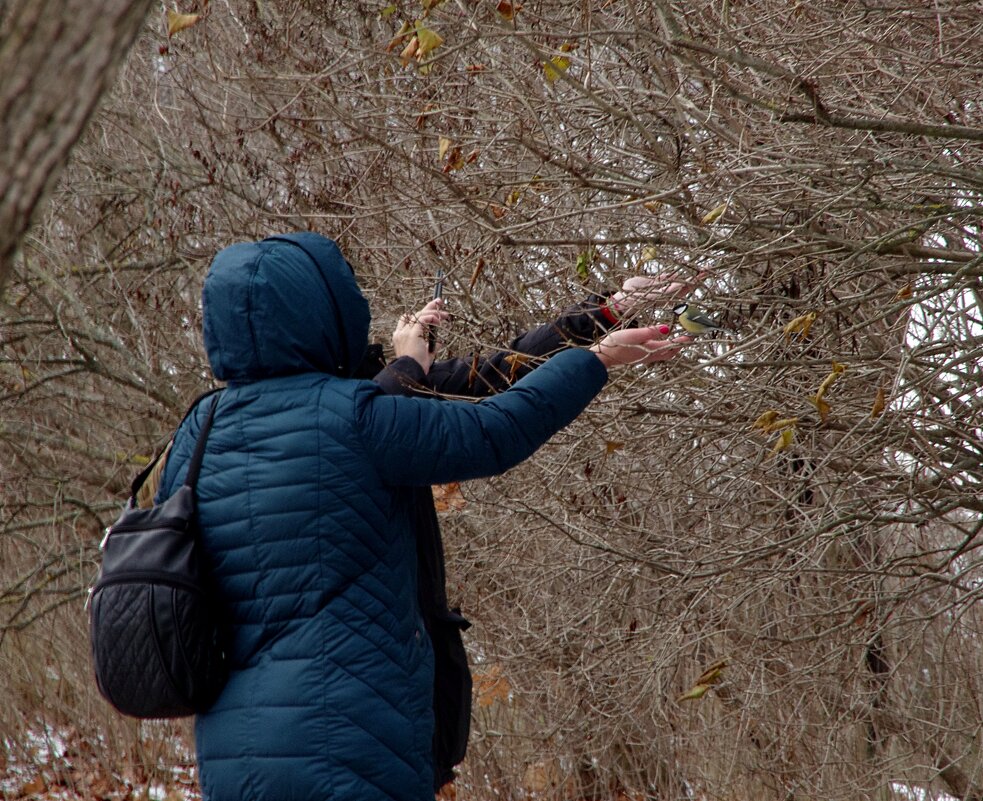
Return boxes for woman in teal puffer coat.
[156,233,686,801]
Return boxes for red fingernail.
[658,325,671,335]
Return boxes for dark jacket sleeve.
[374,293,625,399]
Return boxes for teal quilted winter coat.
[156,233,608,801]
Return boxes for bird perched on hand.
[672,302,729,336]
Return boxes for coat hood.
[202,233,370,382]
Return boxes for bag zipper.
[105,517,191,539]
[92,571,206,595]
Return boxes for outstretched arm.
[359,328,688,486]
[375,271,696,398]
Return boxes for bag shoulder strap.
[128,389,222,500]
[183,393,220,490]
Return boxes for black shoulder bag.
[88,394,229,719]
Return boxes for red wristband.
[600,298,621,325]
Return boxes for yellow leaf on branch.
[811,394,831,422]
[816,361,846,398]
[768,427,795,457]
[166,10,200,37]
[415,24,444,58]
[751,410,780,431]
[752,411,799,434]
[677,683,711,702]
[386,20,414,52]
[810,361,846,423]
[696,660,728,686]
[438,136,451,161]
[701,202,727,225]
[783,311,817,342]
[543,55,570,82]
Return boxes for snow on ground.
[2,727,199,800]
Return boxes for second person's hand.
[589,326,692,369]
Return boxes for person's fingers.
[414,311,450,327]
[622,270,713,303]
[636,324,672,339]
[419,298,445,316]
[642,335,692,363]
[399,306,449,330]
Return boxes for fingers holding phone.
[393,297,449,373]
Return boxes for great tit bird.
[673,302,728,336]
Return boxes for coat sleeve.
[355,348,608,486]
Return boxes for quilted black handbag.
[89,393,229,718]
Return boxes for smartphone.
[428,270,444,353]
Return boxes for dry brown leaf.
[474,664,511,707]
[469,257,485,290]
[523,759,562,793]
[18,775,46,796]
[400,36,419,67]
[432,482,465,512]
[605,440,625,455]
[871,386,887,419]
[437,781,457,801]
[496,0,522,19]
[442,146,464,172]
[385,21,413,52]
[852,600,876,626]
[505,351,530,381]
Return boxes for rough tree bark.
[0,0,155,292]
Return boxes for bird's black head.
[672,302,688,315]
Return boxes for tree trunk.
[0,0,154,291]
